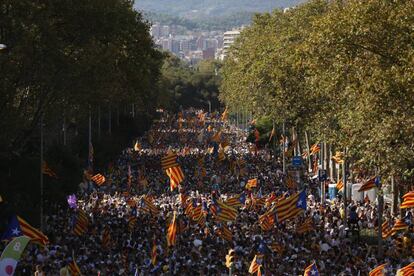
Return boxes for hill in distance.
[134,0,305,19]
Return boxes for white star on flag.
[12,228,20,235]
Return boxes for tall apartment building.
[221,30,241,60]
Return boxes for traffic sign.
[318,169,327,181]
[292,156,303,167]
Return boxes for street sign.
[292,156,303,167]
[318,169,327,181]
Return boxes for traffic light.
[225,249,235,268]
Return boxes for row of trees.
[0,0,165,222]
[158,55,222,111]
[220,0,414,189]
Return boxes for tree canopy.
[220,0,414,184]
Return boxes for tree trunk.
[392,175,398,216]
[329,145,334,181]
[108,106,112,135]
[305,131,311,173]
[378,190,384,258]
[98,106,101,140]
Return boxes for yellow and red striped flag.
[397,262,414,276]
[369,263,387,276]
[400,191,414,209]
[268,127,276,143]
[68,259,81,276]
[332,151,344,164]
[72,210,89,236]
[17,216,49,246]
[304,262,319,276]
[91,173,106,186]
[336,179,344,191]
[166,166,185,191]
[310,144,320,155]
[286,177,297,189]
[270,242,284,255]
[127,216,137,232]
[216,225,233,242]
[210,199,238,222]
[161,152,179,170]
[226,193,246,208]
[259,213,275,231]
[275,191,307,222]
[358,177,378,192]
[101,227,111,249]
[167,212,178,247]
[140,196,160,216]
[246,178,258,190]
[221,107,229,121]
[42,161,57,178]
[134,141,141,151]
[296,218,314,234]
[249,254,264,274]
[391,219,408,234]
[381,220,393,239]
[151,239,157,265]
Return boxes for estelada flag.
[216,225,233,242]
[72,210,89,236]
[91,173,106,186]
[358,177,378,192]
[245,178,258,190]
[310,144,320,155]
[151,239,157,265]
[296,218,314,234]
[304,262,319,276]
[68,259,81,276]
[167,212,177,247]
[210,199,238,222]
[101,227,111,249]
[1,215,49,246]
[396,262,414,276]
[336,179,344,191]
[249,254,264,274]
[369,263,387,276]
[381,220,392,239]
[400,191,414,209]
[166,166,185,191]
[161,152,179,170]
[332,151,344,164]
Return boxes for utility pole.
[40,114,44,231]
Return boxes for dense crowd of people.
[10,109,414,275]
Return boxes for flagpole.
[40,114,44,231]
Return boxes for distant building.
[203,48,215,59]
[161,25,170,37]
[180,40,190,53]
[171,40,181,55]
[221,29,241,60]
[150,23,161,39]
[196,36,206,50]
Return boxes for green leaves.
[220,0,414,184]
